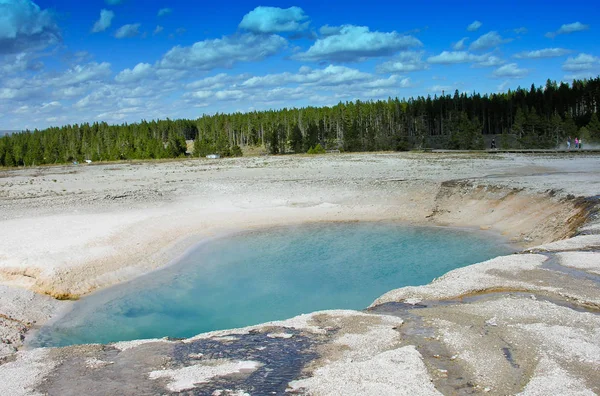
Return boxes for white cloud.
[184,90,212,101]
[153,25,163,35]
[294,25,422,62]
[376,51,428,73]
[0,51,43,74]
[562,53,599,72]
[157,8,172,17]
[545,22,589,38]
[181,65,414,110]
[255,86,307,104]
[114,23,141,39]
[186,73,248,90]
[475,55,504,67]
[54,85,89,99]
[467,21,482,32]
[2,68,180,129]
[427,51,481,64]
[115,63,153,83]
[242,65,371,88]
[158,33,287,70]
[428,85,453,94]
[105,0,122,4]
[74,82,164,110]
[92,9,114,33]
[452,37,468,51]
[0,61,111,107]
[470,31,510,51]
[513,48,571,59]
[514,27,527,35]
[239,6,309,34]
[0,0,60,53]
[0,87,33,100]
[38,101,61,112]
[50,62,112,87]
[239,72,293,88]
[497,80,511,92]
[364,75,412,89]
[319,24,341,37]
[563,72,596,80]
[492,63,528,79]
[214,89,247,101]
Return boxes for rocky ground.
[0,152,599,395]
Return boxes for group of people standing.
[567,137,583,150]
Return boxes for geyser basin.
[33,222,512,347]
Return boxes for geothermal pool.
[33,222,513,347]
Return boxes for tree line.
[1,76,600,167]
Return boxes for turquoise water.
[32,222,512,347]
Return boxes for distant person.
[567,136,571,150]
[575,137,579,149]
[579,138,582,150]
[491,138,496,149]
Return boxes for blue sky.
[1,0,599,130]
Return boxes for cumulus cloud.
[319,24,341,37]
[491,63,528,78]
[0,61,111,106]
[1,62,182,129]
[545,22,589,38]
[185,90,213,101]
[158,33,287,70]
[182,65,413,111]
[239,6,309,34]
[427,85,454,94]
[469,31,510,51]
[514,27,527,35]
[214,89,247,101]
[294,25,422,62]
[53,85,89,99]
[513,48,571,59]
[564,72,596,81]
[157,8,172,17]
[0,86,39,101]
[153,25,163,35]
[92,9,114,33]
[115,63,154,83]
[562,53,599,72]
[497,80,511,92]
[114,23,141,39]
[475,55,504,67]
[74,86,116,109]
[241,65,371,88]
[427,51,504,68]
[0,52,43,74]
[427,51,480,64]
[0,0,60,54]
[452,37,468,51]
[37,101,61,112]
[364,75,412,89]
[376,51,428,73]
[467,20,482,31]
[50,62,112,86]
[186,73,249,90]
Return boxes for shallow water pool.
[32,222,513,347]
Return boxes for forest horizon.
[1,75,600,167]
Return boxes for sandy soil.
[0,152,599,395]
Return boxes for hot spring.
[32,222,513,347]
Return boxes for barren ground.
[0,152,599,395]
